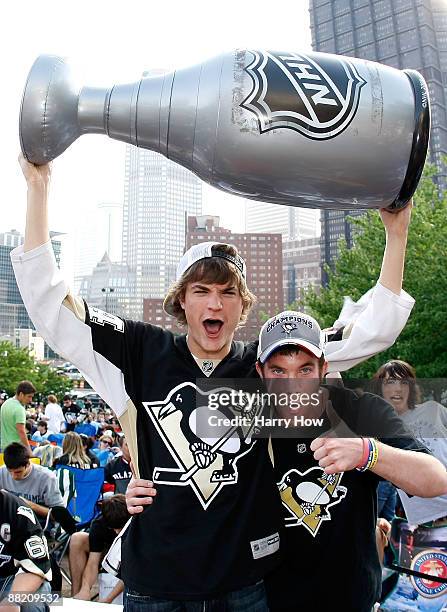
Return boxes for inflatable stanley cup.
[20,50,430,210]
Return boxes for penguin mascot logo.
[241,50,366,140]
[281,322,298,335]
[143,382,261,510]
[278,466,347,536]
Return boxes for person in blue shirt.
[31,419,51,443]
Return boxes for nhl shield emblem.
[241,50,366,140]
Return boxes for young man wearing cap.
[15,157,415,609]
[255,311,447,612]
[14,158,284,609]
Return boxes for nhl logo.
[201,360,215,374]
[241,50,366,140]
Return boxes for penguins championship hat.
[257,311,325,364]
[163,242,247,316]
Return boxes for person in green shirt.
[0,381,35,450]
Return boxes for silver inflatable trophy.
[20,50,430,210]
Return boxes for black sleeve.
[84,306,148,374]
[88,516,115,553]
[11,501,52,580]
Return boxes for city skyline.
[122,146,202,318]
[309,0,447,280]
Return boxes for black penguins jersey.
[266,386,429,612]
[0,491,51,581]
[11,240,282,599]
[89,322,282,599]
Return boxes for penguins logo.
[143,382,261,510]
[278,466,347,536]
[281,322,298,335]
[241,50,366,140]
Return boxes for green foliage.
[0,341,72,398]
[304,164,447,378]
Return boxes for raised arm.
[13,157,157,480]
[378,199,412,294]
[18,154,51,251]
[326,202,414,373]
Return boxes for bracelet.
[356,438,379,472]
[356,438,372,471]
[369,438,379,470]
[356,437,370,470]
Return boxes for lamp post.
[101,287,115,313]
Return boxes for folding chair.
[48,466,105,586]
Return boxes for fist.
[310,437,363,474]
[18,153,51,188]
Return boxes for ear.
[321,360,329,378]
[255,361,263,378]
[179,288,186,310]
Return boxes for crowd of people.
[0,386,132,609]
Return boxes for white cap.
[164,242,246,316]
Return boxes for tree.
[0,341,72,398]
[304,164,447,378]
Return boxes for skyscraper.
[77,253,135,317]
[309,0,447,281]
[0,230,63,337]
[73,202,122,294]
[123,146,202,318]
[245,201,319,241]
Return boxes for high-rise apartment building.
[246,201,319,241]
[123,146,202,318]
[77,253,135,317]
[283,237,321,308]
[73,202,123,294]
[0,230,63,336]
[309,0,447,280]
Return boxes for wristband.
[369,438,379,470]
[356,438,372,472]
[356,437,370,470]
[356,438,379,472]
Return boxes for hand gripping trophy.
[20,49,430,210]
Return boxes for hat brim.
[258,339,323,364]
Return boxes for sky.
[1,0,312,280]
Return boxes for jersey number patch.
[25,536,48,560]
[89,306,124,333]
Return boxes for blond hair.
[62,431,91,468]
[164,244,255,327]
